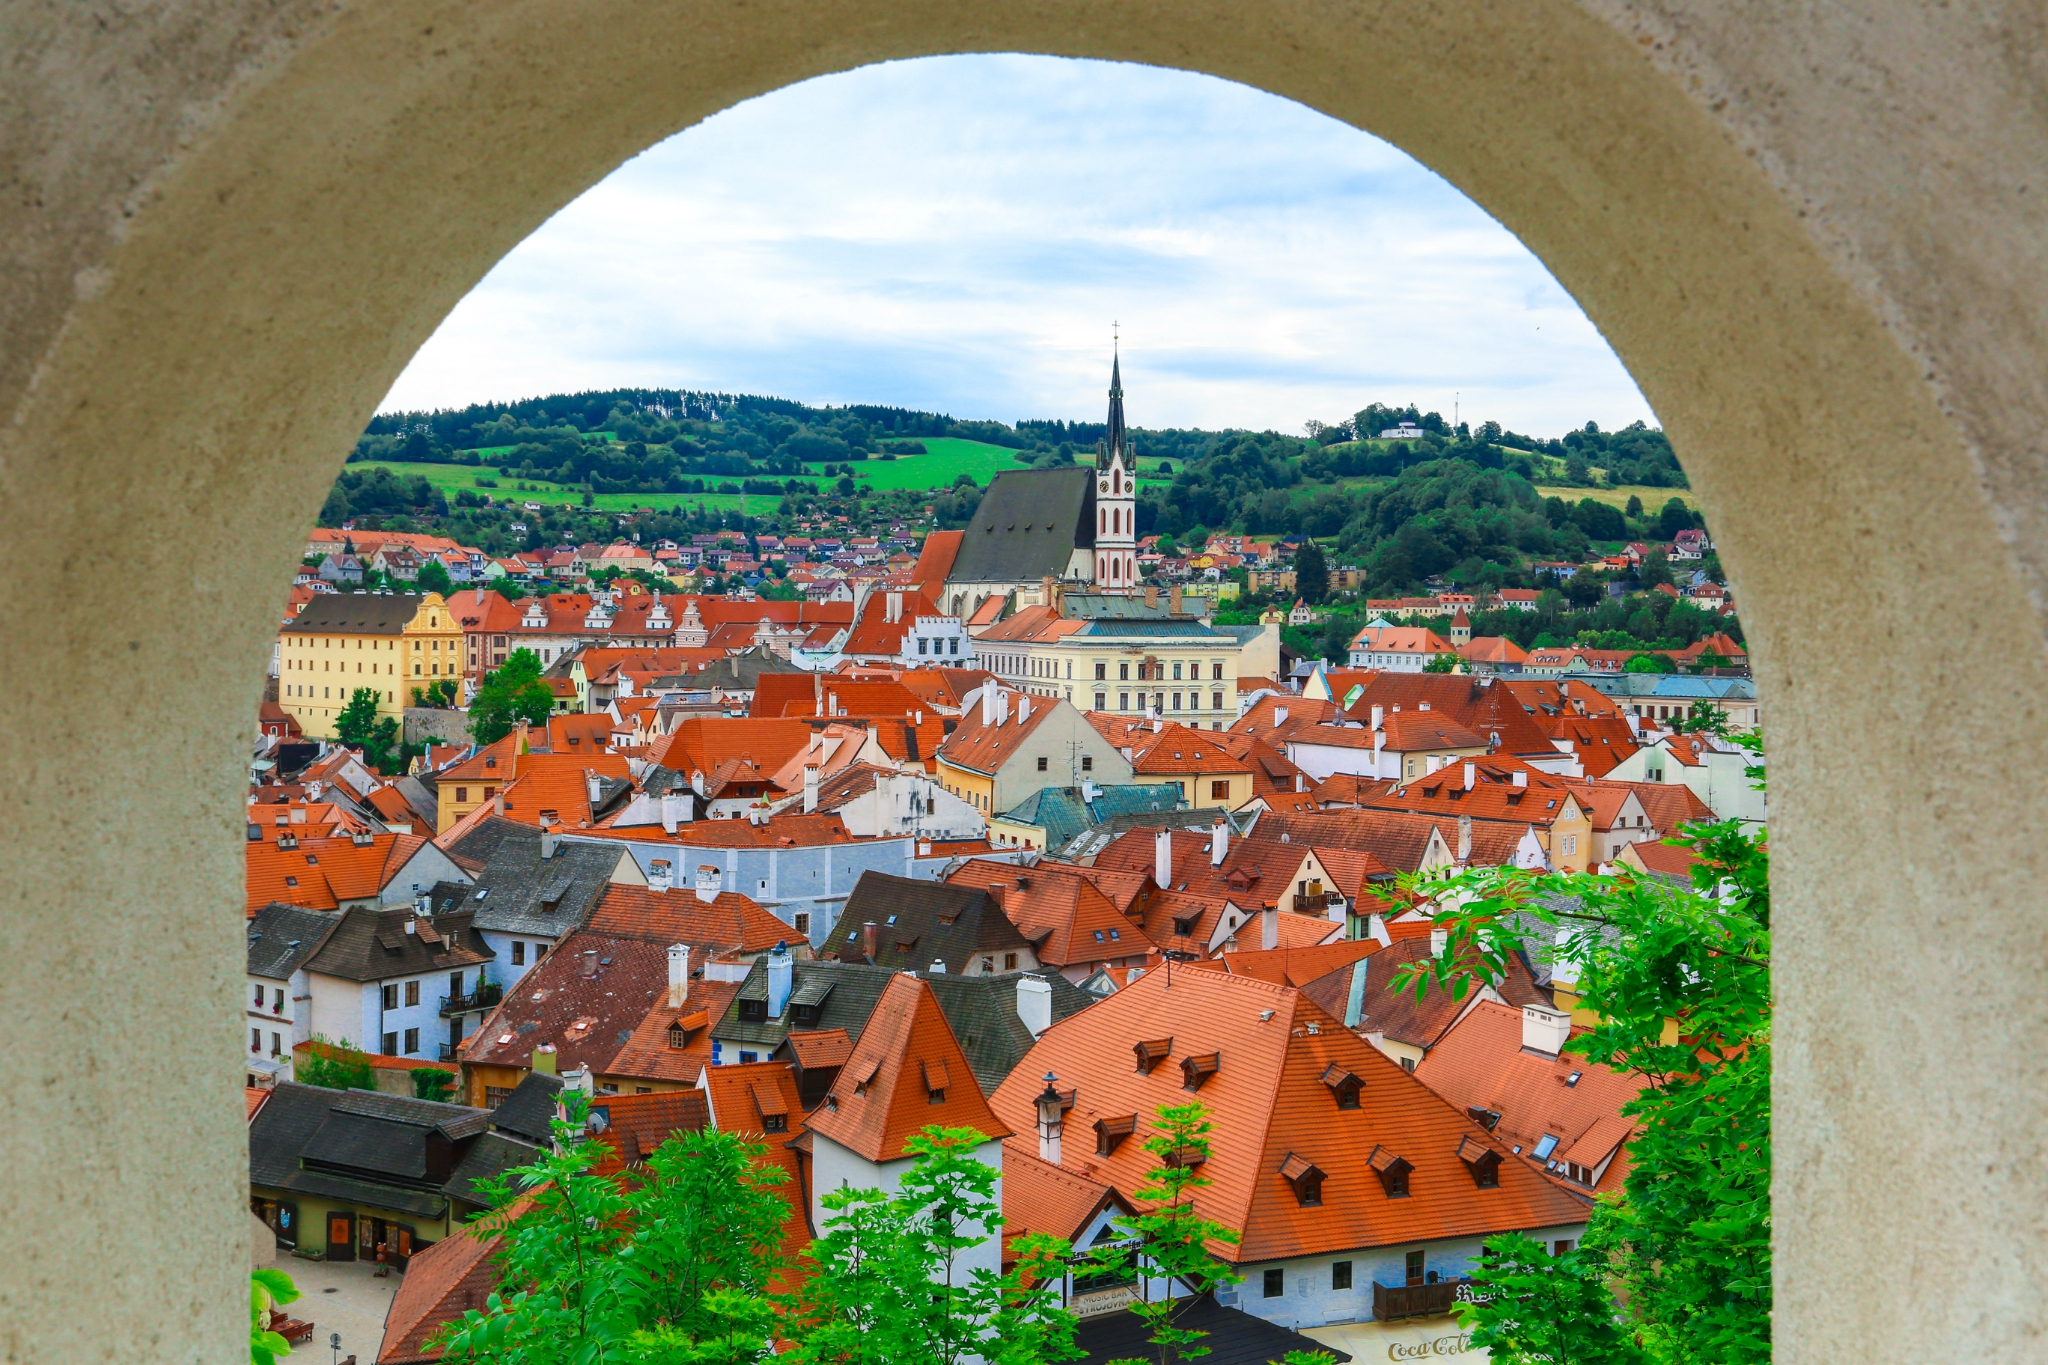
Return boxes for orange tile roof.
[1620,838,1704,879]
[1414,1000,1642,1198]
[934,689,1060,776]
[946,860,1156,968]
[583,883,794,952]
[987,967,1588,1263]
[656,718,819,782]
[1457,636,1530,665]
[377,1200,521,1363]
[803,973,1013,1163]
[546,714,617,755]
[604,978,744,1087]
[1088,717,1255,778]
[751,675,926,720]
[696,1059,812,1291]
[1000,1142,1131,1245]
[839,587,948,657]
[586,1089,713,1178]
[245,1087,271,1122]
[784,1028,856,1070]
[243,832,428,914]
[1295,936,1549,1052]
[909,530,963,588]
[1194,937,1381,989]
[585,813,859,849]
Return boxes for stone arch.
[8,7,2048,1363]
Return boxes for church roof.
[1098,351,1127,468]
[948,467,1096,584]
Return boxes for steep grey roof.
[488,1072,565,1145]
[248,1082,540,1219]
[281,591,429,636]
[302,906,494,983]
[713,958,1093,1093]
[697,647,803,688]
[825,872,1033,975]
[949,468,1096,583]
[430,818,620,937]
[1073,1293,1350,1365]
[247,903,344,980]
[389,775,442,830]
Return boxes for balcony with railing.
[1372,1277,1476,1321]
[439,982,502,1016]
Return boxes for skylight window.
[1566,1072,1582,1087]
[1532,1134,1560,1160]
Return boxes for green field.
[843,437,1044,490]
[1537,484,1698,513]
[350,461,771,516]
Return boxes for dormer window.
[922,1058,950,1105]
[1133,1038,1173,1075]
[1279,1152,1326,1207]
[1456,1135,1503,1189]
[1094,1114,1137,1156]
[1180,1052,1220,1093]
[1368,1144,1413,1198]
[1320,1063,1363,1110]
[848,1056,880,1097]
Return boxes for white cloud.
[381,54,1655,439]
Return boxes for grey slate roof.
[488,1072,565,1145]
[247,903,344,980]
[1073,1293,1350,1365]
[302,906,494,983]
[949,467,1095,583]
[429,817,620,937]
[696,647,804,689]
[248,1081,540,1220]
[825,871,1034,975]
[281,591,429,636]
[999,784,1188,850]
[713,958,1094,1093]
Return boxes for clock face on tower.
[1099,481,1108,491]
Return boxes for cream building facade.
[277,591,467,739]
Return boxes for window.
[402,1027,419,1054]
[512,941,525,966]
[1406,1251,1425,1285]
[794,911,810,936]
[455,787,468,803]
[1119,692,1129,711]
[1213,662,1224,680]
[382,1032,398,1055]
[1095,692,1107,711]
[404,980,420,1007]
[1172,661,1183,680]
[381,984,398,1011]
[1553,1239,1575,1256]
[1210,781,1229,800]
[271,1032,282,1056]
[250,1028,261,1053]
[1081,756,1093,772]
[1094,662,1106,680]
[763,1113,788,1133]
[1263,1269,1284,1298]
[1532,1133,1560,1161]
[1562,834,1578,856]
[928,1087,946,1105]
[949,638,959,655]
[1171,692,1181,710]
[252,984,265,1007]
[1212,691,1223,710]
[739,1050,758,1064]
[1332,1261,1352,1291]
[1037,756,1048,771]
[1005,952,1018,970]
[1119,663,1129,680]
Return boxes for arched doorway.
[8,7,2048,1362]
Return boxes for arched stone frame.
[8,5,2048,1362]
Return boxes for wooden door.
[326,1211,355,1262]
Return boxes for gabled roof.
[280,591,429,635]
[246,902,344,980]
[1088,717,1255,777]
[1297,937,1548,1051]
[1414,999,1642,1197]
[378,1200,519,1362]
[604,978,745,1087]
[586,1090,712,1177]
[583,882,792,952]
[803,973,1014,1162]
[1000,1142,1131,1245]
[1249,809,1453,874]
[301,907,493,983]
[244,831,434,914]
[750,675,927,720]
[987,967,1587,1263]
[1192,937,1380,989]
[944,860,1155,968]
[430,818,622,936]
[994,784,1188,848]
[460,933,676,1077]
[908,530,963,588]
[935,690,1062,776]
[948,468,1095,583]
[826,872,1034,974]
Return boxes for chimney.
[404,918,417,936]
[1145,584,1159,609]
[828,690,839,717]
[1418,700,1431,711]
[767,941,795,1018]
[1429,924,1448,958]
[886,591,902,623]
[1274,705,1290,727]
[648,858,673,892]
[660,790,681,834]
[666,944,690,1008]
[1260,902,1279,951]
[1169,584,1182,615]
[1464,762,1476,791]
[928,958,947,975]
[1458,814,1473,863]
[980,685,995,725]
[1041,574,1055,607]
[694,864,721,903]
[1370,704,1384,731]
[690,768,707,798]
[862,921,879,961]
[580,950,599,979]
[998,973,1055,1046]
[1154,828,1173,889]
[996,690,1010,725]
[1513,770,1527,788]
[586,771,603,807]
[1018,695,1031,725]
[1522,1004,1573,1056]
[532,1044,557,1075]
[804,764,821,814]
[1034,1071,1065,1163]
[539,822,559,860]
[1209,818,1229,867]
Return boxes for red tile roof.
[803,973,1013,1162]
[988,967,1588,1263]
[586,1090,712,1178]
[243,832,428,914]
[935,689,1060,776]
[603,978,744,1087]
[377,1202,520,1362]
[583,883,793,951]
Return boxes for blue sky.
[380,55,1655,439]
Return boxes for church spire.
[1100,338,1127,470]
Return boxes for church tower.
[1092,348,1137,592]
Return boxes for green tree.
[788,1126,1077,1365]
[297,1036,374,1091]
[1453,1234,1645,1365]
[1423,651,1461,673]
[1689,650,1729,674]
[333,687,383,749]
[416,557,455,596]
[491,577,524,601]
[434,1094,789,1365]
[1402,743,1770,1365]
[1637,548,1674,589]
[410,1068,455,1102]
[469,648,553,745]
[1672,700,1730,735]
[251,1268,303,1365]
[1624,494,1645,519]
[1294,540,1329,604]
[1624,652,1675,673]
[1083,1102,1242,1365]
[1656,498,1695,539]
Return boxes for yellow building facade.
[278,591,466,739]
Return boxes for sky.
[379,54,1656,440]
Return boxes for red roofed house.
[802,973,1014,1284]
[989,965,1589,1332]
